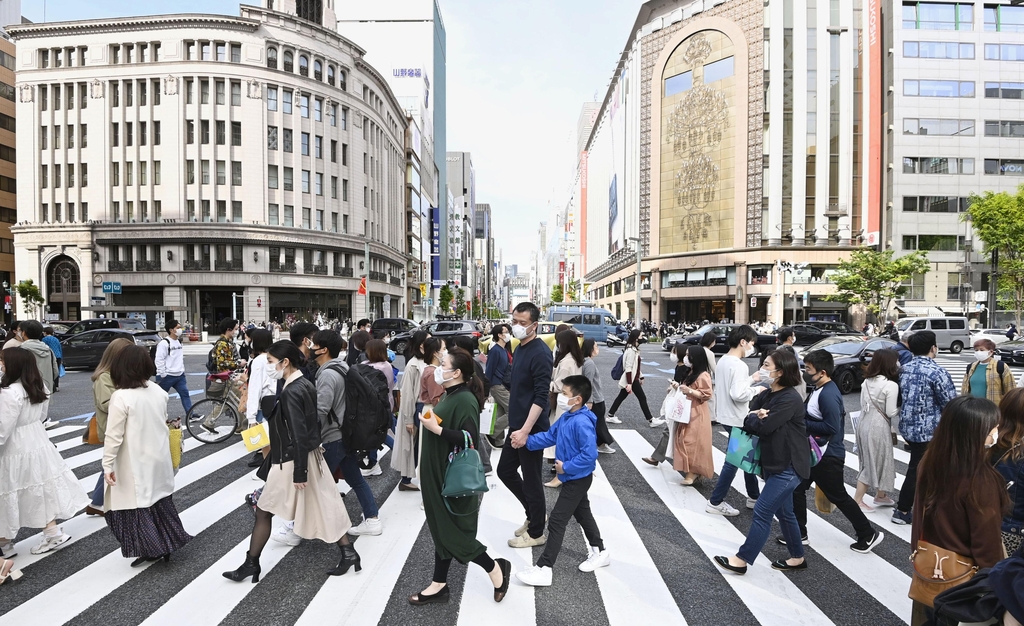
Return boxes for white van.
[896,317,971,354]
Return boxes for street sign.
[256,297,263,308]
[112,282,122,295]
[91,296,105,303]
[750,297,757,308]
[427,298,433,306]
[102,282,112,293]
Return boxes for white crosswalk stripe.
[2,419,935,625]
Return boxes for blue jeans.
[91,472,104,507]
[156,374,193,414]
[736,466,805,565]
[323,440,379,519]
[709,460,762,505]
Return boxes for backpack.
[205,338,228,373]
[340,363,392,456]
[150,337,170,364]
[318,362,349,424]
[610,352,625,381]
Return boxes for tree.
[550,284,564,303]
[965,185,1024,328]
[16,279,45,320]
[472,295,482,318]
[824,249,931,320]
[566,279,580,303]
[454,288,467,318]
[438,284,454,314]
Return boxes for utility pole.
[364,241,371,320]
[628,237,642,323]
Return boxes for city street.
[1,344,1008,626]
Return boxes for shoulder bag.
[441,430,490,516]
[866,380,900,446]
[909,539,979,607]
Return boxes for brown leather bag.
[85,416,102,445]
[908,540,979,607]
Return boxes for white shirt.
[246,353,277,425]
[807,386,823,420]
[154,336,184,377]
[713,354,761,427]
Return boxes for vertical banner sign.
[866,0,882,245]
[430,206,442,287]
[580,150,588,276]
[357,276,367,296]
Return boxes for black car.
[370,318,418,340]
[675,324,777,357]
[803,321,864,336]
[61,328,162,370]
[997,341,1024,366]
[60,317,149,339]
[387,320,483,355]
[798,336,897,394]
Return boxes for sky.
[22,0,644,272]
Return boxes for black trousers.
[497,444,546,539]
[793,454,874,541]
[537,474,603,568]
[592,402,615,446]
[608,381,654,421]
[433,551,495,584]
[898,441,929,513]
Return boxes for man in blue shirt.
[484,323,512,448]
[892,330,958,525]
[498,302,552,549]
[41,326,64,392]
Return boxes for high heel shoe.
[130,556,156,567]
[328,543,361,576]
[222,552,261,583]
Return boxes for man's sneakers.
[508,533,546,549]
[606,415,623,425]
[516,565,553,587]
[31,529,71,554]
[705,501,740,517]
[271,525,301,546]
[850,531,884,554]
[597,444,616,454]
[776,535,810,546]
[349,517,383,536]
[361,463,383,477]
[891,509,912,525]
[649,418,667,428]
[746,498,758,510]
[42,419,59,430]
[578,547,611,572]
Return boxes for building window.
[139,121,146,146]
[903,118,975,135]
[315,135,322,159]
[342,143,348,165]
[341,107,348,129]
[269,203,279,225]
[186,120,195,144]
[200,79,210,104]
[231,44,242,63]
[284,167,293,191]
[81,162,88,187]
[216,160,226,185]
[316,209,324,230]
[330,140,337,162]
[300,94,309,118]
[40,126,47,150]
[216,79,225,105]
[187,200,196,221]
[985,4,1024,32]
[903,80,975,97]
[231,81,241,106]
[327,65,335,86]
[331,176,338,198]
[268,86,278,111]
[111,162,119,186]
[138,161,146,185]
[268,47,277,69]
[202,160,210,184]
[664,71,693,97]
[314,60,322,81]
[330,103,337,126]
[302,169,310,194]
[315,173,323,196]
[984,120,1024,137]
[343,214,349,233]
[216,120,226,145]
[985,159,1024,175]
[232,201,242,223]
[40,164,47,188]
[125,122,133,146]
[902,196,971,212]
[299,55,308,77]
[187,160,195,184]
[283,128,293,152]
[153,161,161,185]
[902,157,975,174]
[202,200,212,222]
[985,43,1024,60]
[283,89,293,114]
[984,82,1024,99]
[268,165,278,189]
[284,205,294,227]
[232,161,242,186]
[268,126,278,150]
[217,200,227,222]
[902,273,926,300]
[301,132,310,156]
[283,50,293,73]
[302,207,311,229]
[342,179,349,201]
[903,2,973,30]
[902,235,966,251]
[125,162,132,186]
[201,120,210,144]
[153,120,160,146]
[184,78,193,104]
[314,97,322,121]
[81,123,88,147]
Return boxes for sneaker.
[578,547,611,572]
[43,419,59,430]
[349,517,383,537]
[705,502,740,517]
[515,565,553,587]
[649,418,667,428]
[776,535,810,546]
[850,531,884,554]
[891,509,912,526]
[597,444,616,454]
[361,464,382,477]
[31,530,71,554]
[873,496,896,508]
[271,526,301,546]
[0,540,16,557]
[508,533,546,549]
[745,498,757,510]
[606,415,623,425]
[513,519,530,538]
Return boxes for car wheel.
[949,341,963,354]
[835,369,856,395]
[392,340,408,355]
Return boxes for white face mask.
[683,356,692,367]
[669,353,678,364]
[511,322,533,340]
[267,363,285,380]
[757,367,771,380]
[986,427,999,449]
[556,393,576,414]
[502,334,510,343]
[974,350,992,362]
[433,367,451,386]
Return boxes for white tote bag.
[666,388,693,424]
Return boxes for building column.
[246,286,268,322]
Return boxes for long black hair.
[267,340,305,371]
[582,338,597,359]
[407,329,431,361]
[1,347,49,404]
[448,348,486,409]
[555,330,584,367]
[627,329,642,348]
[422,337,443,365]
[684,344,710,386]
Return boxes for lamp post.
[627,237,642,324]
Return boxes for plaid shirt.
[962,360,1017,406]
[899,356,958,443]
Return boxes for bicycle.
[185,371,244,444]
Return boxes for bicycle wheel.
[186,398,238,444]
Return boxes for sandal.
[0,559,22,585]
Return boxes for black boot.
[328,544,361,576]
[222,552,261,583]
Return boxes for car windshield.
[897,320,915,331]
[121,319,146,330]
[804,336,863,354]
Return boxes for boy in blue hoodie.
[516,375,609,586]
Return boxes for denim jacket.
[898,356,958,443]
[995,448,1024,535]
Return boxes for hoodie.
[314,357,347,445]
[525,405,598,482]
[21,339,58,392]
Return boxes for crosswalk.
[934,355,1024,387]
[0,417,925,626]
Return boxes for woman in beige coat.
[84,338,133,516]
[103,346,192,567]
[395,330,431,490]
[673,345,715,485]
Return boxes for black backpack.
[205,338,229,373]
[150,337,170,365]
[341,363,392,456]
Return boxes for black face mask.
[804,371,820,386]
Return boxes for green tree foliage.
[454,288,467,318]
[965,185,1024,327]
[438,284,454,314]
[566,279,580,303]
[472,295,481,318]
[550,284,564,303]
[825,249,931,318]
[16,279,45,320]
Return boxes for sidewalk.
[182,342,214,356]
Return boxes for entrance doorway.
[47,257,81,321]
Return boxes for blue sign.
[113,282,122,295]
[102,282,112,293]
[430,206,441,284]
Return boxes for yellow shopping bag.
[168,426,184,470]
[242,422,271,452]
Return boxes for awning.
[894,305,944,317]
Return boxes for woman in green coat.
[410,348,511,606]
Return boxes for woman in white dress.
[854,348,900,510]
[0,347,89,560]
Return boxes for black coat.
[267,375,322,483]
[745,386,810,479]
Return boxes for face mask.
[986,427,999,449]
[511,322,533,340]
[804,371,820,386]
[267,363,285,380]
[502,334,510,343]
[433,367,450,386]
[974,350,991,362]
[670,353,678,364]
[683,356,692,367]
[757,367,771,380]
[556,394,577,414]
[745,343,756,358]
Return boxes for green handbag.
[442,431,489,516]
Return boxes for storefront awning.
[894,305,944,317]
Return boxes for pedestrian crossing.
[934,355,1024,387]
[0,418,924,626]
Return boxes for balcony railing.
[135,260,162,272]
[334,266,354,277]
[390,276,402,286]
[107,261,133,272]
[369,271,387,282]
[215,260,243,272]
[184,260,210,271]
[270,262,297,274]
[304,264,328,275]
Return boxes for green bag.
[442,431,490,516]
[724,426,761,476]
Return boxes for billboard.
[608,79,625,255]
[430,206,443,287]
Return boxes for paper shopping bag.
[242,422,271,452]
[724,427,761,476]
[479,401,498,436]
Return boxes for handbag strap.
[865,380,893,425]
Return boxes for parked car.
[785,323,866,347]
[388,319,483,355]
[43,320,76,336]
[61,328,162,370]
[896,316,971,354]
[662,334,687,351]
[803,321,865,336]
[60,317,149,339]
[546,305,619,342]
[971,328,1013,346]
[675,323,777,357]
[369,318,418,340]
[997,341,1024,366]
[799,336,897,394]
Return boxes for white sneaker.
[746,498,758,510]
[516,565,553,587]
[360,464,382,477]
[271,526,301,546]
[705,501,740,517]
[43,419,59,430]
[31,530,70,554]
[606,415,623,425]
[578,547,611,572]
[649,418,667,428]
[597,444,616,454]
[349,517,383,536]
[0,540,16,557]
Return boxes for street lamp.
[627,237,642,324]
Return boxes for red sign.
[866,0,882,242]
[466,300,472,312]
[357,276,367,296]
[256,297,262,308]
